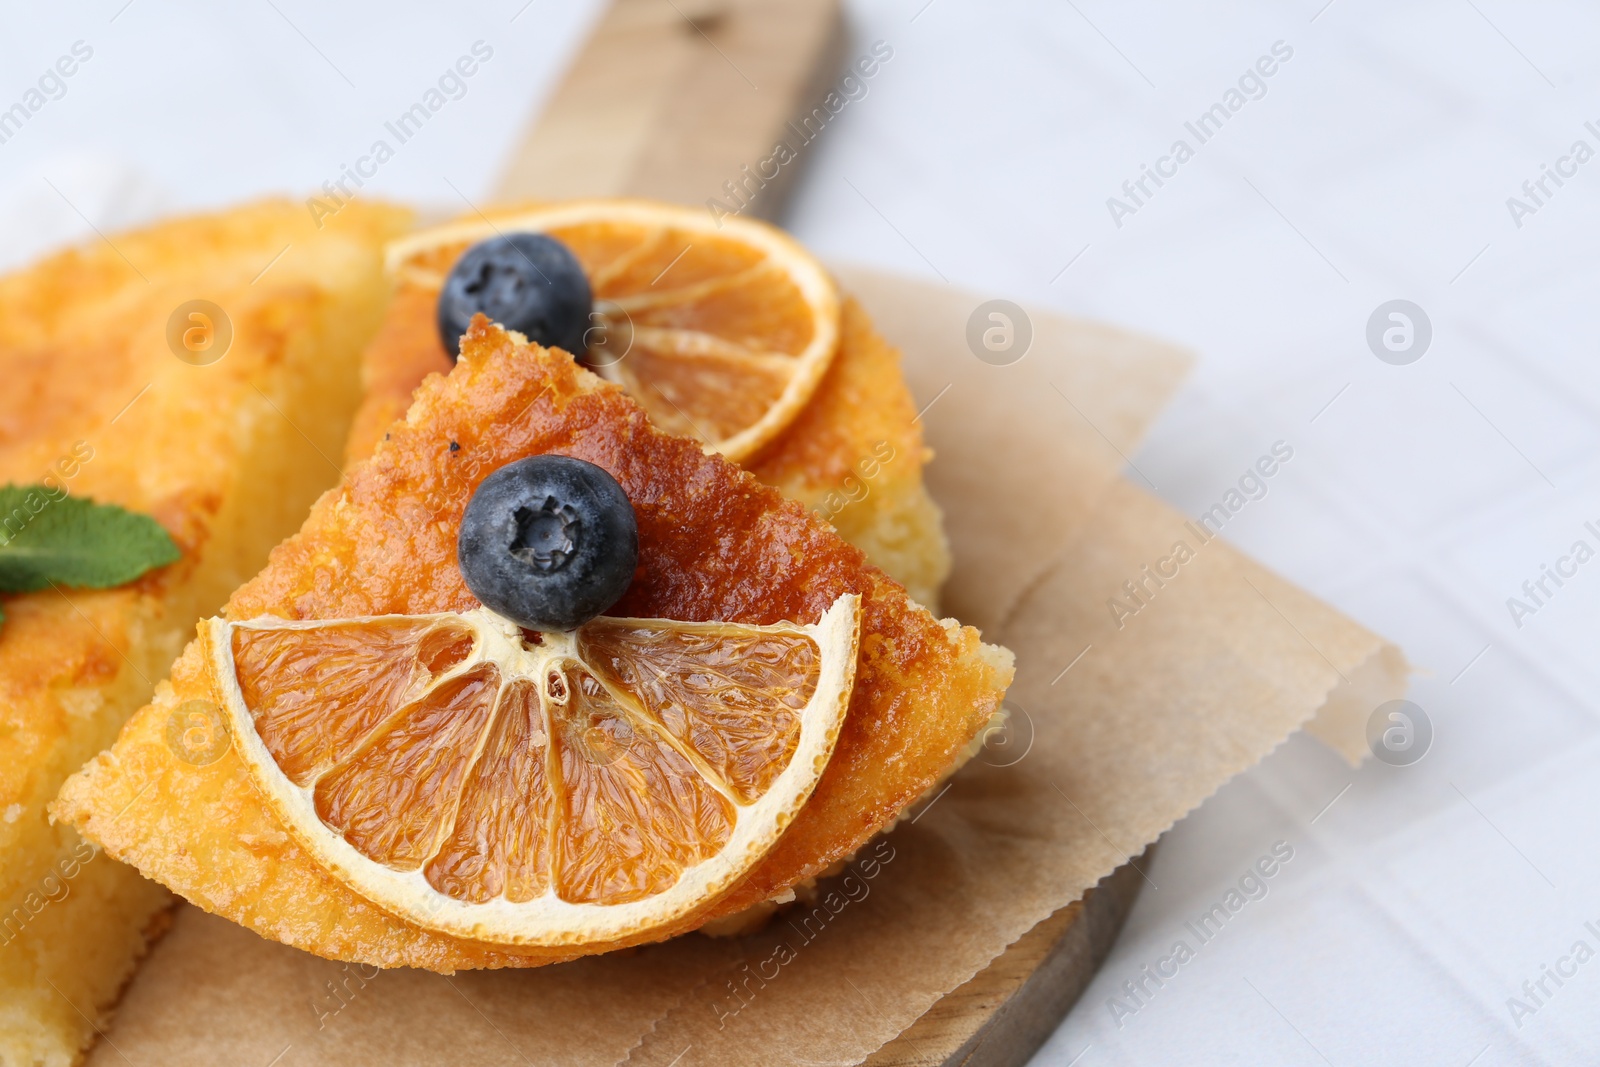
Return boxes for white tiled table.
[5,2,1597,1063]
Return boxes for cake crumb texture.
[0,198,409,1066]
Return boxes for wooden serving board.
[492,3,1144,1063]
[867,856,1147,1067]
[495,0,847,217]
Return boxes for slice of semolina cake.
[55,318,1012,973]
[0,199,408,1067]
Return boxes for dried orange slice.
[209,595,859,947]
[383,200,840,462]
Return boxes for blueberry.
[437,233,592,361]
[457,455,638,631]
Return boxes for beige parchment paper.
[84,267,1406,1067]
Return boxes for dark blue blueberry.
[437,233,592,361]
[457,455,638,631]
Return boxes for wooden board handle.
[495,0,846,220]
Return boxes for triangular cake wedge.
[55,318,1013,971]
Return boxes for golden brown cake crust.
[3,198,410,1063]
[343,284,953,604]
[750,298,952,607]
[57,318,1012,971]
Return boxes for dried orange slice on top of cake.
[378,199,840,462]
[56,317,1013,970]
[212,596,858,945]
